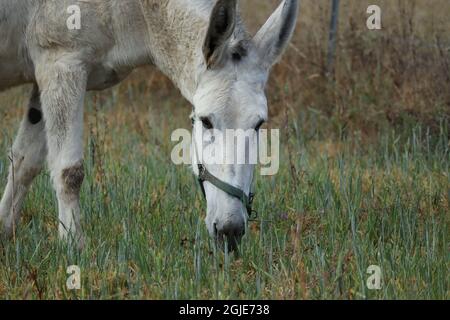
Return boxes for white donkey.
[0,0,299,250]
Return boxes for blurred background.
[244,0,449,139]
[2,0,449,144]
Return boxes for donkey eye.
[201,117,213,130]
[255,120,265,132]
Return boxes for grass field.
[0,0,449,299]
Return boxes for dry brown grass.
[243,0,450,137]
[1,0,448,141]
[72,0,449,146]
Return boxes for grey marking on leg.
[61,162,85,195]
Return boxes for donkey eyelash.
[255,120,265,131]
[200,117,213,130]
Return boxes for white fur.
[0,0,299,248]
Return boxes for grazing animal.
[0,0,299,250]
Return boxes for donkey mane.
[138,0,251,98]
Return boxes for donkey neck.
[138,0,216,104]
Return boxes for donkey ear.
[253,0,299,68]
[203,0,238,68]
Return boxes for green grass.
[0,83,448,299]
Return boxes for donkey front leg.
[36,58,87,249]
[0,85,47,238]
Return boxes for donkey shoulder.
[32,0,114,57]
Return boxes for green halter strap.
[193,127,257,220]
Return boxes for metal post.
[326,0,340,77]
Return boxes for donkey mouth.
[213,214,245,251]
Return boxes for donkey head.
[191,0,299,250]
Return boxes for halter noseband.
[193,122,257,221]
[196,164,255,218]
